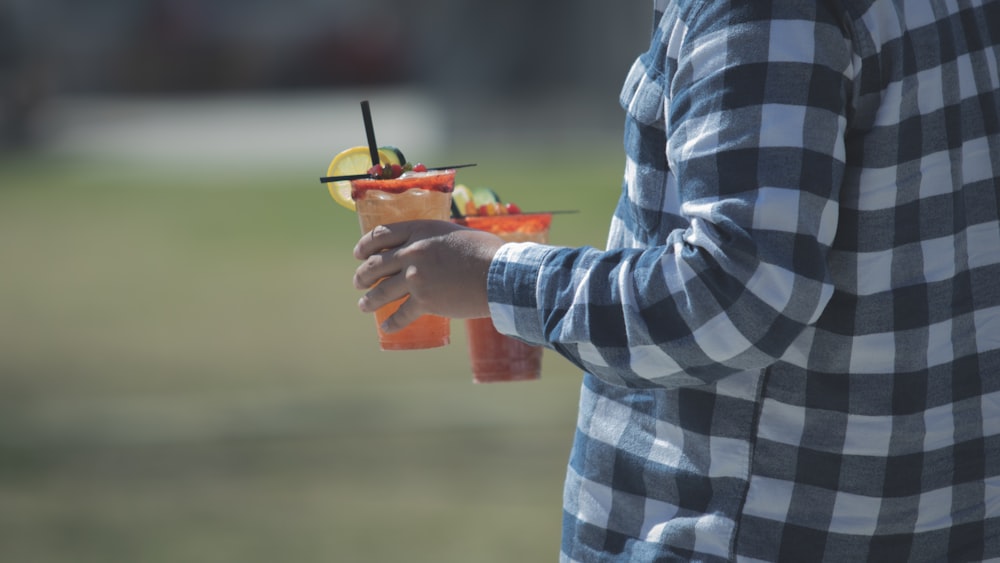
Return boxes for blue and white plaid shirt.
[487,0,1000,560]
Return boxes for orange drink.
[352,170,455,350]
[454,212,552,382]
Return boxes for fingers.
[378,296,424,334]
[357,271,426,334]
[353,249,396,291]
[353,224,409,260]
[350,220,501,330]
[357,273,407,313]
[353,224,421,317]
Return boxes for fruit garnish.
[326,146,405,211]
[452,185,473,216]
[365,161,430,180]
[321,101,478,211]
[450,185,526,218]
[471,186,501,207]
[367,163,406,179]
[379,145,406,166]
[471,186,507,216]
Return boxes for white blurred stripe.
[36,89,445,165]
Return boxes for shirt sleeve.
[488,1,854,389]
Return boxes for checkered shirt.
[487,0,1000,560]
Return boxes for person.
[353,0,1000,560]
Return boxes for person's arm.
[488,2,854,388]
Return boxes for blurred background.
[1,0,649,561]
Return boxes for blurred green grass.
[0,141,624,563]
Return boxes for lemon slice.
[326,146,403,211]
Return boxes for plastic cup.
[454,212,552,382]
[352,170,455,350]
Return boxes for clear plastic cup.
[352,170,455,350]
[454,212,552,382]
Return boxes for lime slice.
[451,184,472,216]
[326,146,401,211]
[379,145,406,166]
[471,186,501,207]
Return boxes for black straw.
[319,163,478,184]
[361,101,379,166]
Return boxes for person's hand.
[353,221,506,333]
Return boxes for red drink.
[464,318,544,383]
[352,170,455,350]
[454,213,552,382]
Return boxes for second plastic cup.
[352,170,455,350]
[454,212,552,382]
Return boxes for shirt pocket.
[620,56,672,240]
[619,54,667,129]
